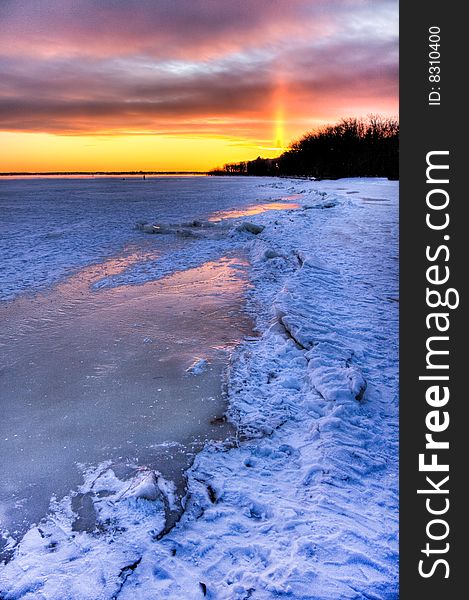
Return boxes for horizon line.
[0,170,209,176]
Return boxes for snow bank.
[0,178,398,599]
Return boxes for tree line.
[210,116,399,180]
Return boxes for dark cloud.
[0,0,398,136]
[1,1,388,58]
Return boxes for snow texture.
[0,177,398,599]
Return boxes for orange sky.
[0,1,398,172]
[0,132,287,172]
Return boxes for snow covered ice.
[0,176,398,599]
[0,176,284,300]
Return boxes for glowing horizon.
[0,131,287,173]
[0,1,398,172]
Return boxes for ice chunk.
[186,358,209,375]
[235,222,265,235]
[118,469,160,501]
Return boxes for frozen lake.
[0,176,298,550]
[0,175,286,300]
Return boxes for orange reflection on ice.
[209,200,300,222]
[50,243,160,301]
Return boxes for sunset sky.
[0,0,398,172]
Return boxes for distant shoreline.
[0,171,208,177]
